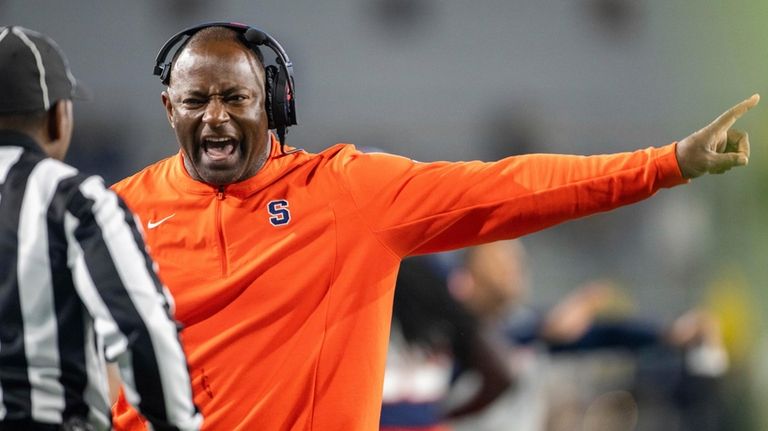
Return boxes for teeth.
[204,137,233,143]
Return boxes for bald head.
[168,26,264,87]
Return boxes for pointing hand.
[676,94,760,178]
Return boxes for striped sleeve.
[59,174,201,431]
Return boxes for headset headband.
[153,21,293,86]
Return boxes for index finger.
[711,93,760,130]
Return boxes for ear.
[47,100,72,141]
[43,100,73,161]
[161,90,175,128]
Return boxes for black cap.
[0,26,90,114]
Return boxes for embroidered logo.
[147,213,176,229]
[267,200,290,226]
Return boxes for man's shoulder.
[308,143,390,168]
[279,143,360,175]
[312,143,417,172]
[300,143,358,161]
[31,157,87,195]
[43,156,81,178]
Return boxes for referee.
[0,27,201,431]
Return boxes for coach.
[110,22,757,431]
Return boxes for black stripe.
[0,150,41,419]
[0,418,59,430]
[65,185,171,426]
[47,175,89,420]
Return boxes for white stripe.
[17,159,78,423]
[0,147,24,182]
[81,319,111,431]
[65,210,156,431]
[64,210,134,420]
[75,177,149,361]
[0,27,9,43]
[24,27,78,92]
[12,27,50,110]
[77,178,200,429]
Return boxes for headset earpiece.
[264,65,277,129]
[282,65,296,127]
[273,65,288,130]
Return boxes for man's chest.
[129,186,340,324]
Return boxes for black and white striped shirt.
[0,131,201,431]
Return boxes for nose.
[202,98,229,127]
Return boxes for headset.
[153,21,297,151]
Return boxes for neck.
[252,134,272,173]
[238,133,272,180]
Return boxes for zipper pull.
[217,186,225,200]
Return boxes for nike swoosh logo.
[147,213,176,229]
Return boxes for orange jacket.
[111,137,685,430]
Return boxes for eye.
[226,94,248,103]
[182,98,205,107]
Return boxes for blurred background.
[4,0,766,429]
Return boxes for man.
[0,26,201,430]
[381,255,512,431]
[110,24,757,431]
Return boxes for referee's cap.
[0,26,91,114]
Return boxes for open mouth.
[202,137,238,162]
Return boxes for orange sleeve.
[111,389,149,430]
[342,143,687,257]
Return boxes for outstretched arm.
[676,94,759,178]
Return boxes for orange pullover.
[111,137,685,430]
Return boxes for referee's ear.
[44,100,74,161]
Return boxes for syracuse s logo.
[267,199,291,226]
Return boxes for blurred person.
[381,255,512,431]
[0,26,201,430]
[449,240,728,431]
[109,21,756,431]
[453,240,727,354]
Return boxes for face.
[162,39,269,186]
[465,240,529,316]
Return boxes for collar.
[0,130,46,156]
